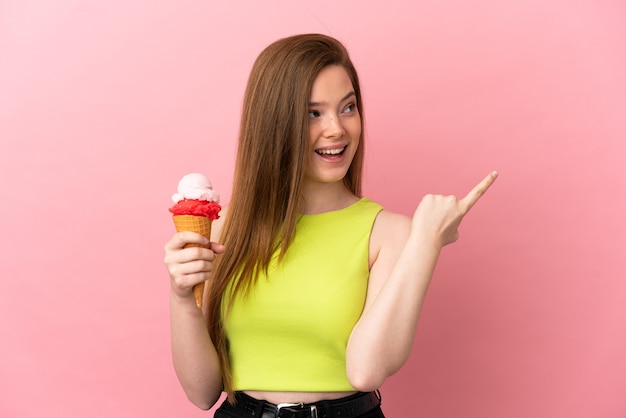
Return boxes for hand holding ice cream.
[169,173,222,308]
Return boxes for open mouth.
[315,146,346,157]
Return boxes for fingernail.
[492,171,498,178]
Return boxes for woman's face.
[305,65,361,188]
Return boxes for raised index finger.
[460,171,498,213]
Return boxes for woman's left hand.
[411,171,498,248]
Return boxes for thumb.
[209,242,226,254]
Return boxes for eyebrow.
[308,91,356,107]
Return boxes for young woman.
[164,33,497,418]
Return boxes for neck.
[301,181,359,214]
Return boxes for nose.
[323,114,345,138]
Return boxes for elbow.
[345,341,410,392]
[346,366,386,393]
[346,354,408,392]
[188,397,213,411]
[194,402,212,411]
[186,391,222,411]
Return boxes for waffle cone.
[172,215,213,308]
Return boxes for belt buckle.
[275,402,318,418]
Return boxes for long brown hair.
[205,33,365,401]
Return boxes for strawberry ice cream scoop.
[169,173,221,220]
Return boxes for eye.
[343,103,356,113]
[308,110,320,118]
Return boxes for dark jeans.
[214,405,385,418]
[214,392,385,418]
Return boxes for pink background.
[1,1,625,417]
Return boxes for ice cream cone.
[172,214,212,308]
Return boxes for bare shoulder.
[375,209,411,226]
[369,209,412,266]
[372,209,412,243]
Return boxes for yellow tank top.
[223,197,383,391]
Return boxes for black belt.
[228,390,381,418]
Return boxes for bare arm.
[346,172,498,390]
[164,215,226,409]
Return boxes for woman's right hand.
[163,232,225,300]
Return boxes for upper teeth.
[317,147,344,155]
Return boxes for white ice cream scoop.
[171,173,220,203]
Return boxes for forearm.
[346,231,441,390]
[170,291,223,409]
